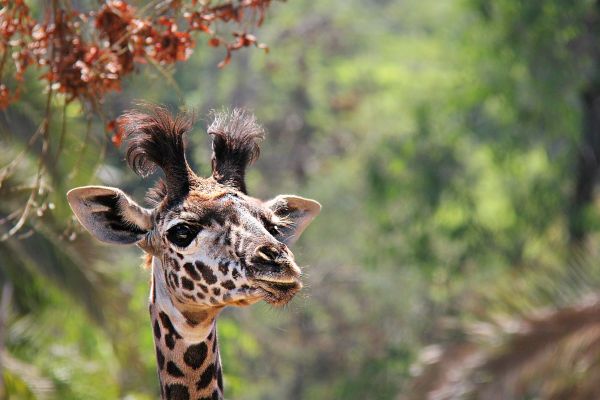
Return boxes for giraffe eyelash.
[263,215,293,236]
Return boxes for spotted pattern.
[159,311,182,350]
[183,262,201,280]
[221,280,235,290]
[183,342,207,369]
[158,231,257,311]
[165,383,189,400]
[196,363,215,390]
[151,298,223,399]
[143,185,311,400]
[154,320,162,339]
[167,361,185,377]
[181,276,194,291]
[156,347,165,371]
[195,261,218,285]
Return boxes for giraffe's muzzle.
[254,278,302,306]
[249,244,303,305]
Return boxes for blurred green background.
[3,0,600,399]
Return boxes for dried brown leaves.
[0,0,272,112]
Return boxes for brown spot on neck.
[182,310,210,327]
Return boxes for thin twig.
[0,209,22,225]
[54,97,68,164]
[0,120,45,189]
[0,88,53,241]
[3,184,48,193]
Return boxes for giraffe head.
[67,106,320,310]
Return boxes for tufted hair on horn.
[208,108,265,194]
[119,105,195,203]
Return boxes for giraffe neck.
[150,258,224,400]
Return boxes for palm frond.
[408,296,600,399]
[1,349,55,399]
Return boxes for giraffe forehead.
[163,192,266,227]
[159,198,229,229]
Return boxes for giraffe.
[66,106,320,400]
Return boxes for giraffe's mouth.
[254,278,302,306]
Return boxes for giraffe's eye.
[261,215,281,237]
[166,224,198,248]
[266,223,280,237]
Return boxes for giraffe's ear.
[67,186,153,245]
[265,195,321,246]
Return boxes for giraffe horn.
[207,108,264,194]
[119,104,195,203]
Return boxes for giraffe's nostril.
[251,244,300,279]
[254,245,279,261]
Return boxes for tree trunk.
[569,86,600,244]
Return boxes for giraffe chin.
[255,280,302,306]
[224,287,263,307]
